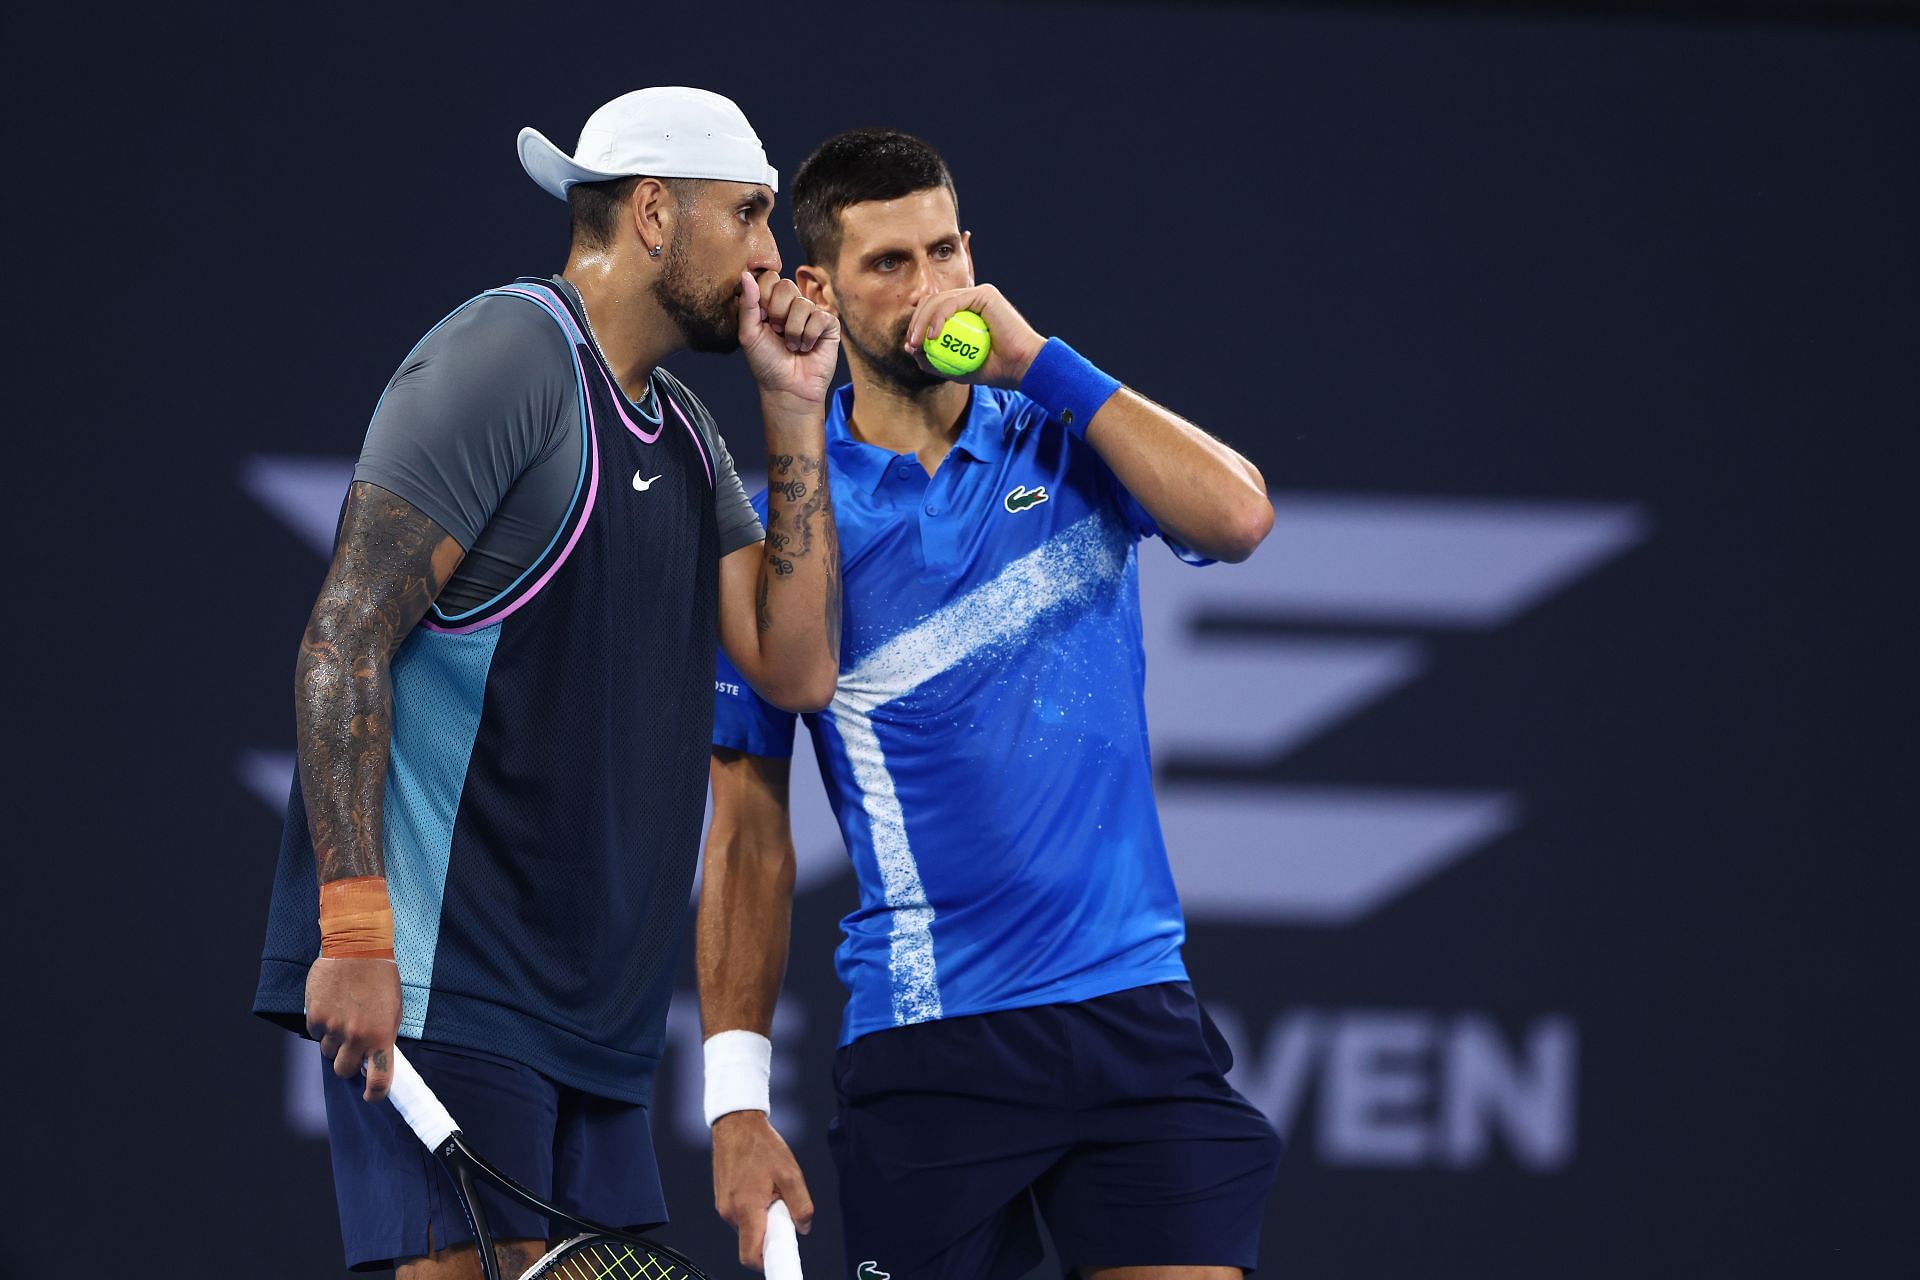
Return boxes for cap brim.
[517,126,632,200]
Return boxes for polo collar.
[827,384,1019,495]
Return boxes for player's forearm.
[743,400,842,710]
[294,482,463,886]
[696,821,796,1036]
[294,599,397,883]
[1083,388,1274,563]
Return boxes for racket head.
[521,1232,709,1279]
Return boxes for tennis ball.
[924,309,991,377]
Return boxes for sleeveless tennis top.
[255,278,723,1103]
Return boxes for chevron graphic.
[1137,493,1645,924]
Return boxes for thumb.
[775,1168,815,1233]
[738,271,763,344]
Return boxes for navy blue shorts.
[319,1038,666,1271]
[827,982,1283,1279]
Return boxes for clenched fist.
[739,269,841,408]
[305,956,402,1102]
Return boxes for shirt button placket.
[920,472,955,569]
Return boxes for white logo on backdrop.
[245,457,1641,1164]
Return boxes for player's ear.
[796,264,836,314]
[960,229,975,286]
[629,178,675,256]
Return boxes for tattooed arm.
[297,481,464,1102]
[718,269,843,712]
[716,444,842,713]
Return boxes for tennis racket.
[383,1044,803,1280]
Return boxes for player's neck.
[560,257,679,402]
[844,357,971,466]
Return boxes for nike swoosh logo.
[632,472,663,492]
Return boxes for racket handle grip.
[382,1044,459,1151]
[764,1199,803,1280]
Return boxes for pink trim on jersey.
[591,358,664,444]
[423,282,602,635]
[423,419,601,635]
[667,395,715,489]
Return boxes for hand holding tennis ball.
[925,310,992,376]
[906,284,1045,387]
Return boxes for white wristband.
[703,1029,773,1127]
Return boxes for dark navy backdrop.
[8,3,1915,1277]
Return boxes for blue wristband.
[1019,338,1121,440]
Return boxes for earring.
[648,244,662,258]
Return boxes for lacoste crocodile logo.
[857,1264,890,1280]
[1004,484,1049,513]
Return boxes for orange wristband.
[318,876,396,960]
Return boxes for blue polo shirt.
[714,382,1207,1046]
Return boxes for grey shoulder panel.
[355,290,584,610]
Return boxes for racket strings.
[535,1236,697,1280]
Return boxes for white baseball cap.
[518,87,778,198]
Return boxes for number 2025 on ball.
[925,309,991,376]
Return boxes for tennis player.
[698,129,1281,1278]
[253,88,842,1277]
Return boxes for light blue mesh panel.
[383,625,501,1035]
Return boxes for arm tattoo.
[294,482,462,884]
[759,452,841,660]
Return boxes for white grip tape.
[703,1030,773,1127]
[383,1045,458,1150]
[764,1200,803,1280]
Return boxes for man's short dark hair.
[792,129,958,270]
[567,176,699,251]
[568,176,642,251]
